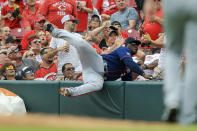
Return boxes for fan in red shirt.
[35,47,58,81]
[75,0,93,32]
[21,0,42,31]
[142,0,163,40]
[39,0,78,29]
[95,0,118,20]
[20,16,46,52]
[1,0,22,29]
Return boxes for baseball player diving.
[45,23,150,97]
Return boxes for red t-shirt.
[39,0,77,29]
[1,4,21,29]
[76,0,93,32]
[143,9,163,40]
[95,0,118,15]
[35,63,57,81]
[21,4,41,29]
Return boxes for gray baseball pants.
[52,28,104,97]
[164,0,197,124]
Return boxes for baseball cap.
[61,15,80,25]
[125,37,141,45]
[6,36,16,44]
[91,14,102,22]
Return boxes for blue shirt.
[102,47,144,81]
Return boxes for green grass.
[1,124,197,131]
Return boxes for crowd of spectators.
[0,0,174,81]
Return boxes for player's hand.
[57,45,69,52]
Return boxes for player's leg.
[45,25,105,96]
[162,0,185,122]
[179,16,197,124]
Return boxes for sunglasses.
[65,67,75,71]
[6,65,14,71]
[0,51,8,55]
[28,53,35,57]
[91,18,100,22]
[33,39,41,44]
[25,70,34,74]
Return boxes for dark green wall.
[0,81,164,121]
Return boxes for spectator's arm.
[141,33,165,48]
[81,6,93,13]
[127,20,137,30]
[122,57,144,76]
[154,16,163,25]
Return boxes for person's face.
[0,50,10,64]
[41,48,54,64]
[127,44,138,54]
[23,70,35,80]
[34,21,45,30]
[7,41,18,48]
[107,33,117,46]
[27,51,36,60]
[26,0,36,6]
[65,20,78,32]
[2,27,11,39]
[90,17,100,29]
[4,65,15,78]
[9,50,22,60]
[63,64,75,78]
[37,31,46,43]
[115,0,127,11]
[30,39,41,50]
[143,0,157,16]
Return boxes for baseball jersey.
[102,47,144,81]
[40,0,77,29]
[76,0,93,32]
[95,0,118,15]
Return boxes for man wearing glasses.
[61,63,82,81]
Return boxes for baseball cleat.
[59,88,72,97]
[161,107,179,123]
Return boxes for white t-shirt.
[158,35,166,70]
[49,32,82,75]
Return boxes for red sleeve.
[1,6,6,15]
[39,0,49,17]
[87,0,93,10]
[95,0,102,14]
[72,0,78,18]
